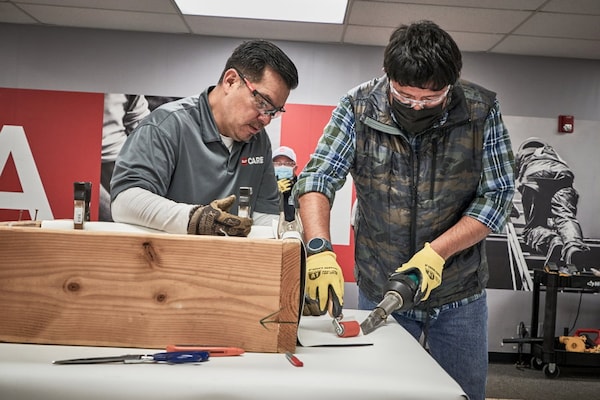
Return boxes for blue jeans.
[358,289,488,400]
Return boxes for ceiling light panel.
[175,0,348,24]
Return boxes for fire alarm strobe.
[558,115,574,133]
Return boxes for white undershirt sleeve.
[111,187,193,234]
[252,211,279,227]
[112,187,279,234]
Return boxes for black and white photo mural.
[486,116,599,290]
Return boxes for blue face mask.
[274,166,294,179]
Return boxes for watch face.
[308,238,325,251]
[307,237,331,254]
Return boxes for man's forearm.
[429,216,491,260]
[298,192,331,240]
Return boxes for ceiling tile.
[541,0,600,15]
[0,3,38,23]
[343,25,392,47]
[493,36,600,60]
[13,0,178,13]
[373,0,547,10]
[447,31,508,53]
[349,2,532,33]
[515,13,600,40]
[18,4,188,33]
[344,26,507,53]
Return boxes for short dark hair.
[220,40,299,90]
[383,20,462,90]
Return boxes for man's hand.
[394,243,445,302]
[187,195,252,237]
[304,251,344,317]
[277,178,292,193]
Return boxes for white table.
[0,310,466,399]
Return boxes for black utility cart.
[505,267,600,378]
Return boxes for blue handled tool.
[53,351,210,364]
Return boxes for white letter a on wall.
[0,125,53,220]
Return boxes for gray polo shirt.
[110,88,280,216]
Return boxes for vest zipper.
[409,136,419,255]
[430,138,438,199]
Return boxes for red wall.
[0,88,103,221]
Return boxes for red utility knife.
[166,345,245,357]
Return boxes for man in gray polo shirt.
[110,40,299,236]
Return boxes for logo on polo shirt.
[241,156,264,165]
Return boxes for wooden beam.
[0,226,302,353]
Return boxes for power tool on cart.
[360,271,420,335]
[560,329,600,353]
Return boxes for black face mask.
[391,98,445,134]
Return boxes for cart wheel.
[543,363,560,379]
[530,357,544,370]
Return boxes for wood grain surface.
[0,226,302,353]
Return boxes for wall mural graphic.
[515,138,590,270]
[2,87,598,290]
[489,137,596,291]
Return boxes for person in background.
[293,20,514,400]
[110,40,299,236]
[515,137,590,271]
[272,145,298,222]
[101,94,150,221]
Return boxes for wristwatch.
[306,237,333,256]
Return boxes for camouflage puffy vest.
[350,77,496,308]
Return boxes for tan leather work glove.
[394,243,445,301]
[304,251,344,318]
[187,195,252,237]
[277,178,292,193]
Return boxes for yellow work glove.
[304,251,344,318]
[187,195,252,237]
[277,178,292,193]
[394,243,445,302]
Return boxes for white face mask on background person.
[274,165,294,179]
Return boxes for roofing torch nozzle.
[360,271,420,335]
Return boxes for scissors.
[53,351,210,365]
